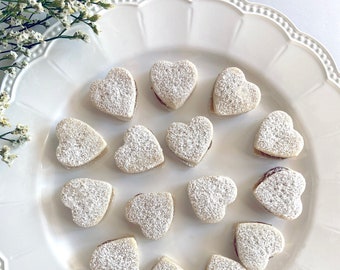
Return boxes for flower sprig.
[0,0,114,166]
[0,92,30,166]
[0,0,114,77]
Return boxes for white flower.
[28,0,38,6]
[35,2,45,12]
[19,3,27,11]
[33,31,43,42]
[10,17,22,26]
[4,67,17,77]
[73,31,90,42]
[9,51,18,60]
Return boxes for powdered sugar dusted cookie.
[254,110,304,158]
[188,176,237,223]
[152,256,183,270]
[166,116,213,167]
[235,222,285,270]
[212,67,261,115]
[56,118,107,168]
[254,167,306,220]
[114,125,164,173]
[61,178,113,227]
[150,60,198,110]
[90,67,137,121]
[207,255,246,270]
[90,237,139,270]
[125,192,174,240]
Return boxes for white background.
[251,0,340,68]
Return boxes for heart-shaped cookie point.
[235,222,285,270]
[56,118,107,168]
[212,67,261,116]
[207,255,246,270]
[114,125,164,173]
[125,192,174,240]
[254,110,304,158]
[254,167,306,220]
[90,237,139,270]
[90,67,137,121]
[188,176,237,223]
[61,178,113,227]
[166,116,213,167]
[152,256,183,270]
[150,60,198,110]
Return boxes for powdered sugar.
[254,167,306,220]
[188,176,237,223]
[90,67,137,121]
[90,237,139,270]
[152,256,183,270]
[150,60,198,109]
[213,67,261,115]
[235,223,285,270]
[207,255,246,270]
[114,125,164,173]
[56,118,107,168]
[254,110,304,158]
[166,116,213,166]
[125,192,174,240]
[61,178,113,227]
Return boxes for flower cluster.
[0,92,30,166]
[0,0,114,77]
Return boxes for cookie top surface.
[56,118,107,168]
[61,178,113,227]
[235,222,285,270]
[254,167,306,220]
[213,67,261,115]
[188,176,237,223]
[90,67,137,121]
[207,255,246,270]
[125,192,174,240]
[150,60,198,109]
[114,125,164,173]
[152,256,183,270]
[254,110,304,158]
[89,237,139,270]
[166,116,213,166]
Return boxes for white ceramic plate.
[1,0,340,269]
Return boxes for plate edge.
[1,0,339,100]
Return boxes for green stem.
[0,131,14,138]
[0,64,17,70]
[0,137,14,143]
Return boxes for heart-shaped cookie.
[152,256,183,270]
[90,67,137,121]
[207,255,246,270]
[188,176,237,223]
[212,67,261,115]
[56,118,107,168]
[90,237,139,270]
[234,222,285,270]
[166,116,213,167]
[254,167,306,220]
[150,60,198,110]
[254,110,304,158]
[125,192,174,240]
[61,178,113,227]
[114,125,164,173]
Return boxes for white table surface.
[250,0,340,69]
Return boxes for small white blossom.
[19,3,28,11]
[73,31,90,42]
[4,67,17,77]
[9,51,18,60]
